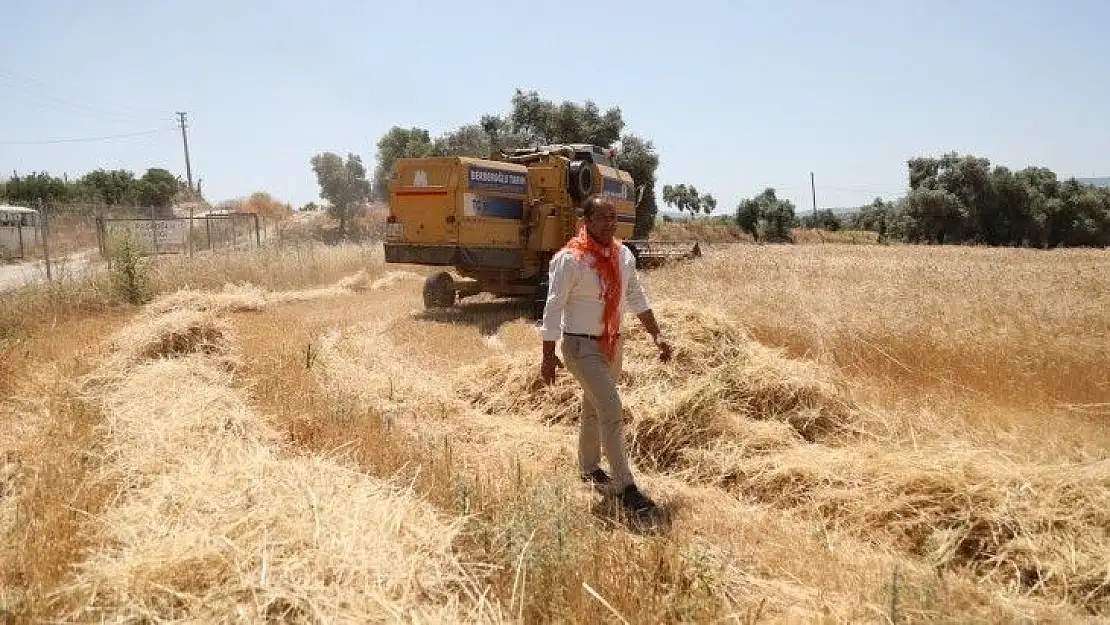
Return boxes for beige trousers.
[561,335,634,489]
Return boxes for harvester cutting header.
[383,143,700,317]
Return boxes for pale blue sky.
[2,1,1108,213]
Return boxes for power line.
[0,79,166,124]
[0,68,171,122]
[0,127,177,145]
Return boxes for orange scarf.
[564,225,622,362]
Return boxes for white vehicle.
[0,204,39,227]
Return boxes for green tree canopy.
[613,134,660,238]
[735,188,797,242]
[2,172,69,205]
[79,168,137,205]
[134,168,182,209]
[895,151,1109,247]
[662,183,717,216]
[504,89,624,147]
[430,124,491,158]
[1,166,187,210]
[311,151,372,240]
[372,127,433,200]
[801,208,843,231]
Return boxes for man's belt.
[564,332,620,340]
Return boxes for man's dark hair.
[581,194,612,218]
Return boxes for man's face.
[585,200,618,245]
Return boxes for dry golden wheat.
[456,300,1109,613]
[44,285,499,623]
[3,240,1107,623]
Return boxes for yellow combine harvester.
[383,143,700,318]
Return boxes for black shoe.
[619,484,657,513]
[581,468,611,486]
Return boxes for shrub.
[104,228,151,304]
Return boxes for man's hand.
[541,341,563,386]
[636,309,673,364]
[541,352,563,385]
[654,335,674,363]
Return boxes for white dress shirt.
[541,243,652,342]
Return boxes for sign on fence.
[97,213,261,256]
[104,219,186,250]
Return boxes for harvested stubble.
[303,317,585,484]
[456,300,859,475]
[457,301,1110,615]
[721,443,1110,612]
[90,307,240,381]
[47,289,499,623]
[88,277,376,380]
[307,320,469,426]
[145,271,372,316]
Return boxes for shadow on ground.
[414,299,535,336]
[589,492,677,536]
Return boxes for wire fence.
[98,212,263,256]
[0,201,292,282]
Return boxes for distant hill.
[1078,177,1110,189]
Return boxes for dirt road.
[0,250,97,293]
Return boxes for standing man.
[540,194,673,513]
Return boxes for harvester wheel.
[568,161,594,202]
[422,272,457,309]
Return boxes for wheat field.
[1,238,1107,623]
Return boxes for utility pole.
[342,164,352,241]
[810,171,817,217]
[176,112,194,192]
[177,111,196,257]
[38,199,52,281]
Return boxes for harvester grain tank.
[383,143,700,317]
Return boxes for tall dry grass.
[646,244,1109,419]
[651,220,879,246]
[0,369,110,621]
[651,220,751,243]
[230,267,1106,619]
[791,227,880,244]
[0,242,380,337]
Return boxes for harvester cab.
[383,143,700,318]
